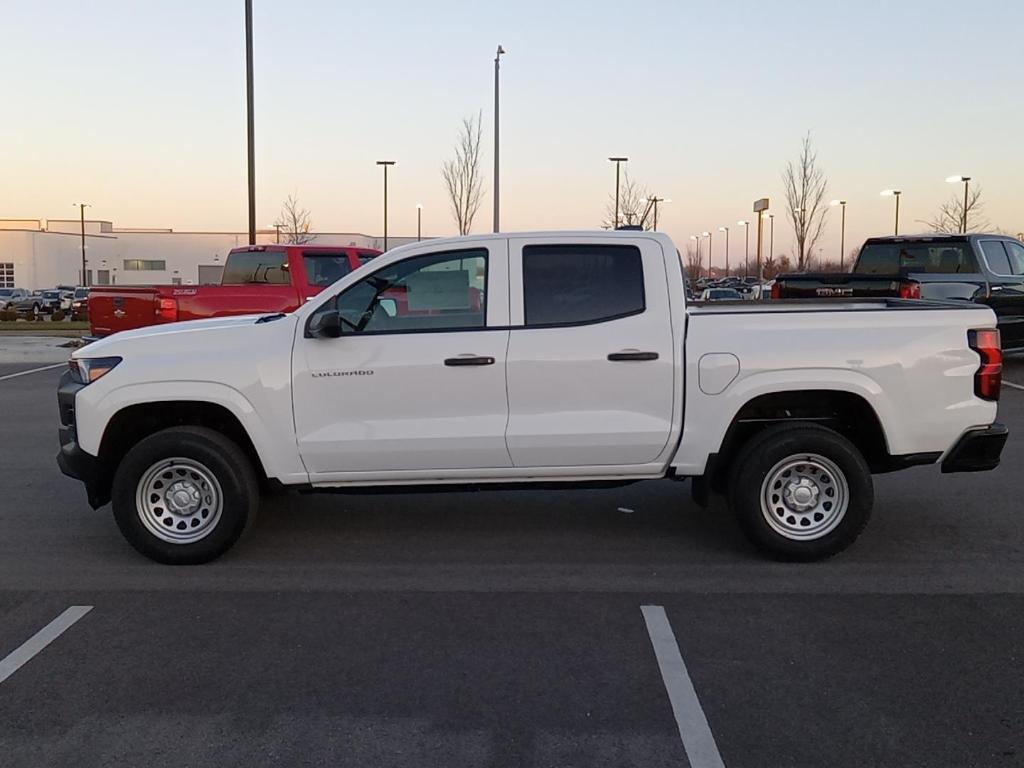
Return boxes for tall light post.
[765,213,775,265]
[830,200,847,270]
[608,157,628,228]
[946,175,971,233]
[690,235,702,279]
[719,226,730,276]
[646,196,670,229]
[270,223,283,244]
[74,203,89,285]
[416,203,423,241]
[493,45,505,233]
[244,0,256,245]
[881,189,902,235]
[377,160,396,251]
[702,231,712,278]
[737,220,750,278]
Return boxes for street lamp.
[493,45,506,233]
[689,235,702,279]
[830,200,847,270]
[416,203,423,241]
[376,160,396,251]
[608,157,629,228]
[946,175,971,234]
[244,0,256,244]
[73,203,89,285]
[269,223,283,244]
[646,196,671,229]
[719,226,730,276]
[764,213,775,265]
[702,231,712,278]
[737,221,750,279]
[880,189,902,235]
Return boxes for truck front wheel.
[111,426,259,564]
[728,423,873,561]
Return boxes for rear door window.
[522,244,645,326]
[303,252,355,287]
[980,241,1013,276]
[855,242,978,274]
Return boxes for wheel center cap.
[165,481,200,515]
[784,477,819,512]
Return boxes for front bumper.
[941,423,1009,473]
[56,370,108,508]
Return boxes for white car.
[57,231,1008,564]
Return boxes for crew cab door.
[291,241,511,478]
[978,239,1024,347]
[504,236,677,468]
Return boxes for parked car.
[87,245,381,338]
[71,287,90,320]
[699,287,743,301]
[40,289,73,314]
[771,234,1024,350]
[0,288,31,309]
[58,231,1007,565]
[12,291,45,317]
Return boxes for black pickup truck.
[772,234,1024,350]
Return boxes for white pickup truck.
[57,231,1008,564]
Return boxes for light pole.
[271,223,283,244]
[719,226,730,276]
[690,235,702,279]
[946,175,971,233]
[881,190,902,235]
[830,200,847,269]
[702,231,712,278]
[646,196,670,229]
[377,160,396,251]
[738,220,750,278]
[74,203,89,285]
[244,0,256,245]
[765,213,775,265]
[608,157,628,228]
[416,203,423,241]
[493,45,505,233]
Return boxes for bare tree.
[602,170,652,230]
[922,186,990,233]
[783,133,829,270]
[683,243,703,278]
[442,111,486,236]
[274,194,315,244]
[763,254,792,280]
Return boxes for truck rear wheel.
[111,426,259,564]
[728,423,873,561]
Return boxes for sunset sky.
[1,0,1022,266]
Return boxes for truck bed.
[687,297,991,315]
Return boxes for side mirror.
[307,309,342,338]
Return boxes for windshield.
[855,242,978,274]
[74,288,89,299]
[43,291,60,299]
[0,289,13,297]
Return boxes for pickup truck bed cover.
[688,297,992,314]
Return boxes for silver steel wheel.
[136,457,224,545]
[760,453,849,541]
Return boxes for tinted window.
[303,252,354,287]
[1002,242,1024,276]
[221,251,289,285]
[855,242,978,274]
[523,244,644,326]
[333,249,487,333]
[123,259,166,271]
[980,241,1012,276]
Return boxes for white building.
[0,218,419,289]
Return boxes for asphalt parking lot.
[1,356,1022,768]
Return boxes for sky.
[1,0,1022,267]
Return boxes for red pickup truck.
[88,245,380,337]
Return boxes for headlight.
[69,356,122,385]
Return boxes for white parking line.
[0,605,92,684]
[641,605,726,768]
[0,363,65,382]
[1003,379,1024,391]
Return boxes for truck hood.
[75,313,284,358]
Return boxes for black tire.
[111,426,259,564]
[727,422,873,561]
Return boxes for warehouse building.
[0,219,417,289]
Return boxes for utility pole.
[377,160,396,251]
[608,157,628,228]
[245,0,256,245]
[74,203,89,285]
[493,45,505,233]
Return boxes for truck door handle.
[991,286,1004,292]
[444,355,496,366]
[608,350,659,361]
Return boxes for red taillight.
[968,328,1002,401]
[898,280,921,299]
[770,282,782,300]
[156,297,178,322]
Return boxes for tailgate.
[774,273,907,299]
[88,288,162,337]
